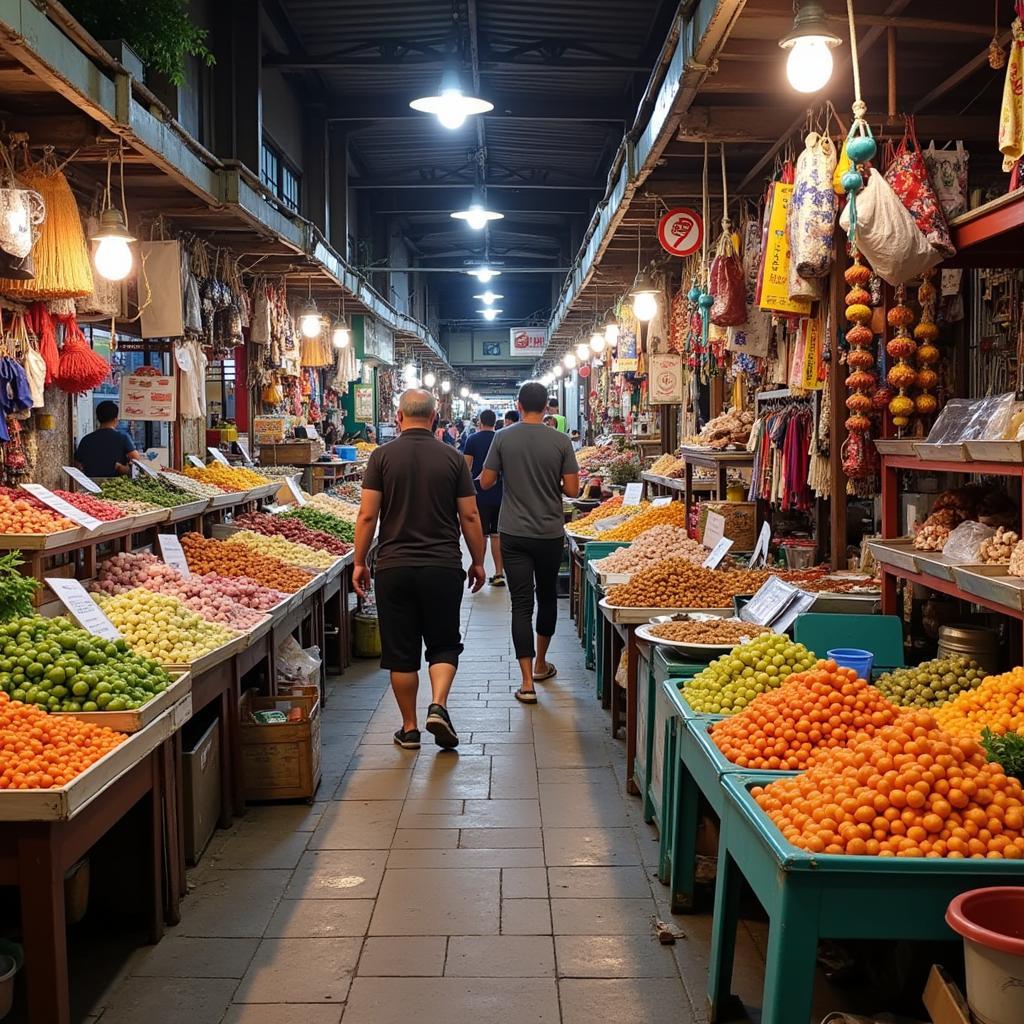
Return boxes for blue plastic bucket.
[827,648,874,679]
[335,445,358,461]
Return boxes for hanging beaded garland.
[843,257,876,433]
[886,286,918,430]
[914,269,940,418]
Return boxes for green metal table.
[708,773,1024,1024]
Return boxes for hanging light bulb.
[469,267,500,283]
[403,363,419,383]
[410,67,493,130]
[603,313,620,349]
[452,191,503,230]
[460,386,470,398]
[332,316,351,348]
[423,371,437,388]
[553,365,563,378]
[779,1,842,93]
[630,270,659,323]
[473,291,504,305]
[441,380,451,393]
[541,374,553,386]
[91,207,136,281]
[563,353,577,369]
[299,300,322,338]
[479,308,501,321]
[575,342,590,362]
[589,330,606,354]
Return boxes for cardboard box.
[923,965,972,1024]
[240,691,321,802]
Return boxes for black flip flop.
[532,663,557,682]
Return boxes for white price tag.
[285,477,307,506]
[208,446,230,466]
[702,510,726,549]
[21,483,102,532]
[651,496,673,508]
[133,458,160,479]
[46,578,121,640]
[702,537,734,569]
[186,455,206,469]
[157,533,191,578]
[303,424,319,439]
[236,437,254,466]
[622,482,643,506]
[61,466,101,494]
[740,576,800,627]
[749,522,772,568]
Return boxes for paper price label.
[236,438,254,466]
[61,466,101,494]
[21,483,102,532]
[285,477,307,506]
[133,458,160,479]
[749,521,772,568]
[702,537,734,569]
[702,510,726,549]
[622,482,643,506]
[186,455,206,469]
[303,424,319,439]
[208,447,230,466]
[157,533,191,578]
[46,578,121,640]
[651,496,673,507]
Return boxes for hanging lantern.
[885,286,918,430]
[914,269,940,417]
[843,257,878,434]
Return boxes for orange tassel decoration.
[27,303,59,385]
[55,315,110,394]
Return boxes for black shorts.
[374,565,465,672]
[477,501,501,536]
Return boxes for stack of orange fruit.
[933,667,1024,738]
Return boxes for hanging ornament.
[990,0,1007,69]
[885,286,918,430]
[913,269,940,417]
[843,256,877,431]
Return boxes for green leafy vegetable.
[981,727,1024,782]
[0,551,41,622]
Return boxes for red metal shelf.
[879,563,1024,621]
[881,455,1024,477]
[953,188,1024,255]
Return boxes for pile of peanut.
[980,526,1020,564]
[594,526,706,573]
[647,619,770,644]
[605,559,770,609]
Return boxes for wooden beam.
[912,30,1011,113]
[741,8,995,36]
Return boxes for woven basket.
[697,500,757,550]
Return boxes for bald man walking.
[353,389,486,750]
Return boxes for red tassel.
[55,315,109,394]
[27,303,60,385]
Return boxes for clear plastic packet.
[941,521,995,562]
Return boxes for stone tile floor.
[89,586,785,1023]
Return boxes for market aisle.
[90,588,768,1024]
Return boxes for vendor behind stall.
[75,401,141,477]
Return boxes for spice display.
[328,481,363,503]
[90,552,280,630]
[46,490,125,522]
[648,453,685,477]
[233,512,352,555]
[682,633,817,715]
[570,496,633,533]
[303,492,360,523]
[980,527,1019,563]
[224,529,337,569]
[0,693,125,790]
[99,477,195,508]
[279,506,356,541]
[0,552,40,620]
[589,501,687,541]
[0,615,170,712]
[181,533,313,593]
[710,663,900,770]
[646,619,770,645]
[0,487,75,534]
[576,445,619,472]
[94,590,239,665]
[753,713,1024,857]
[184,464,271,491]
[606,561,769,609]
[592,526,707,573]
[159,470,227,498]
[933,668,1024,738]
[875,656,985,708]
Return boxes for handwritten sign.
[186,455,206,469]
[46,578,121,640]
[208,447,230,466]
[651,496,673,508]
[702,537,734,569]
[119,371,177,422]
[157,534,190,578]
[285,477,307,506]
[236,438,254,466]
[702,510,726,549]
[623,482,643,506]
[61,466,101,494]
[21,483,101,532]
[303,424,319,439]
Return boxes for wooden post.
[887,28,897,120]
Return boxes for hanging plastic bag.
[883,117,955,258]
[839,169,940,285]
[790,132,837,278]
[709,231,746,326]
[923,141,969,219]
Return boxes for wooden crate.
[259,441,318,465]
[240,691,321,802]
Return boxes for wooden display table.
[676,447,753,524]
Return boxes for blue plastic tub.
[827,647,874,679]
[335,445,358,461]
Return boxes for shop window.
[260,142,279,194]
[260,138,301,213]
[281,165,300,212]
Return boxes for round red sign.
[657,207,703,257]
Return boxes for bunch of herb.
[0,551,40,621]
[981,726,1024,783]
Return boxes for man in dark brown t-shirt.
[353,389,486,750]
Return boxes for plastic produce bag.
[275,635,322,688]
[942,521,995,562]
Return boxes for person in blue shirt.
[75,401,140,477]
[463,408,505,586]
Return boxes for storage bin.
[183,718,221,863]
[240,691,321,802]
[335,445,358,461]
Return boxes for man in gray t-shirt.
[480,382,579,703]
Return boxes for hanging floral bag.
[790,132,837,279]
[883,116,955,259]
[923,141,969,219]
[709,230,746,326]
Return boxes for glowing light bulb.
[786,37,834,93]
[460,386,470,398]
[479,308,501,321]
[332,322,350,348]
[553,365,563,377]
[94,236,133,281]
[473,268,495,283]
[563,353,577,369]
[423,371,436,387]
[300,311,322,338]
[632,291,658,322]
[575,342,590,362]
[437,90,468,129]
[466,204,488,230]
[441,380,451,393]
[605,321,620,347]
[589,331,606,353]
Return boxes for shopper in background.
[75,401,141,477]
[609,415,626,434]
[547,397,568,433]
[503,409,520,427]
[458,416,477,451]
[354,388,486,750]
[543,415,556,428]
[463,409,505,587]
[480,381,579,704]
[570,429,582,451]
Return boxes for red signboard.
[657,207,703,257]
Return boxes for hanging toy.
[885,286,918,430]
[914,269,940,417]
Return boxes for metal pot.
[937,624,1001,675]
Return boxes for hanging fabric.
[758,179,812,315]
[923,141,969,219]
[999,18,1024,172]
[710,144,747,327]
[790,131,837,278]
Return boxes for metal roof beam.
[325,96,628,122]
[349,181,605,191]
